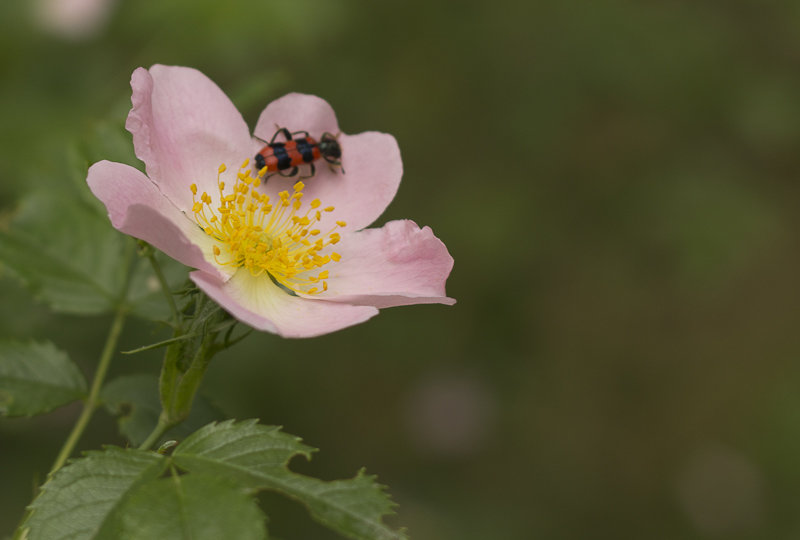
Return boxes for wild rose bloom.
[88,65,454,338]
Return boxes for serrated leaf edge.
[173,419,407,540]
[23,446,167,540]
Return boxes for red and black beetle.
[255,127,343,179]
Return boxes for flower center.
[190,162,344,295]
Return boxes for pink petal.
[191,270,380,338]
[87,160,228,281]
[254,92,339,141]
[253,93,402,231]
[315,220,456,309]
[126,65,252,213]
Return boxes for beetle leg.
[322,155,343,173]
[270,127,293,144]
[278,166,299,178]
[296,164,314,180]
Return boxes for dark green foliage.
[0,188,186,320]
[174,420,407,540]
[24,448,167,540]
[22,420,405,540]
[0,340,86,417]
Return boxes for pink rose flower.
[87,65,455,338]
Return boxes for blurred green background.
[3,0,800,538]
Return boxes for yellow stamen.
[190,164,344,296]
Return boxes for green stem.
[138,332,215,451]
[47,239,136,477]
[138,338,181,451]
[138,414,173,451]
[47,307,127,476]
[143,244,180,324]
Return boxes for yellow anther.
[218,164,227,174]
[191,163,342,296]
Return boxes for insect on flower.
[88,65,455,338]
[255,127,343,180]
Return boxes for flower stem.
[47,239,136,477]
[137,330,216,450]
[138,414,172,451]
[47,307,127,476]
[138,294,224,451]
[142,242,180,324]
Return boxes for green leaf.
[0,188,187,319]
[20,422,405,540]
[105,473,267,540]
[173,419,407,540]
[101,374,224,446]
[0,340,87,417]
[0,190,125,314]
[23,447,166,540]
